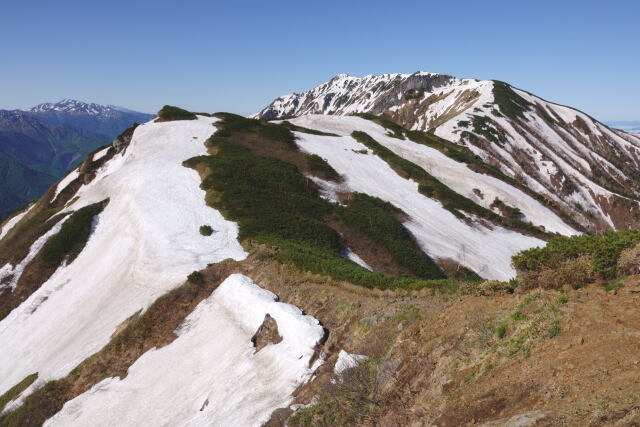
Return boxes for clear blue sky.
[2,0,638,120]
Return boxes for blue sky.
[1,0,638,120]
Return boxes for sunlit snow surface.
[288,115,547,280]
[52,168,80,200]
[0,116,246,409]
[0,203,34,240]
[46,274,325,427]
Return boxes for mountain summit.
[256,71,640,232]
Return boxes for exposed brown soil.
[3,247,639,426]
[284,277,640,426]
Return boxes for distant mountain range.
[0,99,152,220]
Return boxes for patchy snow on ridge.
[0,215,69,291]
[92,146,110,162]
[288,118,544,280]
[290,115,577,236]
[46,274,325,427]
[52,168,80,200]
[0,203,35,240]
[0,116,247,408]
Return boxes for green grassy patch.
[492,81,531,120]
[0,373,38,413]
[352,113,404,138]
[308,154,341,181]
[199,225,213,236]
[513,230,640,286]
[38,200,108,267]
[156,105,197,122]
[280,121,340,137]
[335,193,443,279]
[184,115,474,289]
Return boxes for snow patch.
[45,274,325,427]
[0,203,35,240]
[53,168,80,200]
[334,349,368,375]
[0,116,247,405]
[344,248,372,271]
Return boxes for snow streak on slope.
[288,118,544,280]
[53,168,80,200]
[258,72,640,231]
[46,274,325,427]
[290,115,577,235]
[0,116,247,408]
[0,203,34,240]
[254,72,481,125]
[0,215,68,291]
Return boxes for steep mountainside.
[0,107,639,426]
[256,72,640,232]
[0,101,152,220]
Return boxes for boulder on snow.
[251,313,282,352]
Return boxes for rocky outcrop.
[251,313,283,352]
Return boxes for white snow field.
[46,274,325,427]
[290,115,577,235]
[288,116,545,280]
[0,116,247,410]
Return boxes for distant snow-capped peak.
[29,99,118,116]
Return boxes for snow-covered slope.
[256,72,640,231]
[46,274,325,427]
[0,116,248,412]
[286,116,546,280]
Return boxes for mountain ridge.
[256,71,640,233]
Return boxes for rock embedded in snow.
[45,274,326,427]
[251,313,283,352]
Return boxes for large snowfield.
[46,274,325,427]
[0,116,247,412]
[288,115,550,280]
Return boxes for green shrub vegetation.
[491,81,531,120]
[471,115,502,144]
[184,115,470,289]
[495,324,507,339]
[187,271,203,284]
[513,230,640,289]
[335,194,443,279]
[39,200,108,267]
[307,154,341,181]
[279,121,340,137]
[352,113,404,138]
[199,225,213,236]
[351,131,547,238]
[157,105,197,122]
[354,112,583,233]
[0,373,38,413]
[547,320,561,338]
